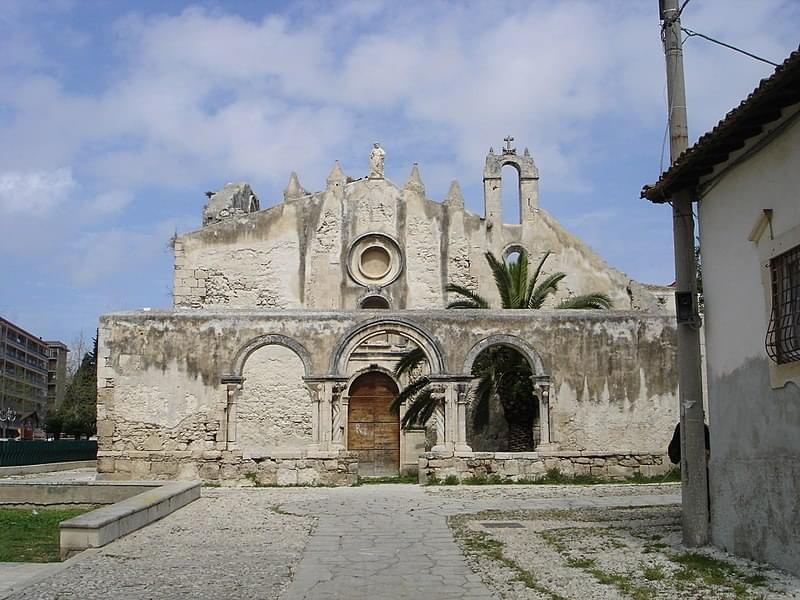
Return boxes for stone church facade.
[97,141,678,484]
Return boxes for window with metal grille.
[766,244,800,364]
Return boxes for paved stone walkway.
[3,483,682,600]
[284,485,492,599]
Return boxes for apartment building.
[0,317,67,434]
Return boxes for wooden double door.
[347,372,400,477]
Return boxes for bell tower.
[483,136,539,227]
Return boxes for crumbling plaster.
[174,163,670,312]
[98,310,677,457]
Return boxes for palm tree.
[392,250,612,451]
[446,250,612,310]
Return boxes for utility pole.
[660,0,709,545]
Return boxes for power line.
[681,27,780,67]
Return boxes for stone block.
[176,462,199,480]
[277,468,298,486]
[97,456,115,473]
[96,420,115,438]
[257,471,277,486]
[144,434,163,452]
[151,461,178,476]
[607,465,632,480]
[202,450,222,460]
[297,468,320,486]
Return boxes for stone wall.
[97,310,678,484]
[418,450,671,484]
[238,344,312,455]
[97,449,358,487]
[174,162,672,313]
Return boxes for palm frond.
[529,272,566,308]
[485,252,513,308]
[556,292,613,310]
[445,283,490,309]
[508,251,529,308]
[446,299,485,309]
[389,376,430,413]
[393,347,428,378]
[400,389,437,429]
[524,251,551,306]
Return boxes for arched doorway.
[348,372,400,477]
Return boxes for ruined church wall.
[97,310,677,482]
[174,176,669,313]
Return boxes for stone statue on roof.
[369,142,385,179]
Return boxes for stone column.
[330,383,346,450]
[430,384,450,452]
[532,376,553,450]
[223,382,242,448]
[338,394,350,450]
[455,384,472,452]
[306,381,323,450]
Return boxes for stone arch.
[502,243,528,265]
[462,334,550,452]
[462,334,546,377]
[483,146,539,224]
[237,342,314,454]
[231,334,313,378]
[345,365,400,394]
[330,318,446,376]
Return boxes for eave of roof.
[642,47,800,203]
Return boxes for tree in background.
[55,335,97,439]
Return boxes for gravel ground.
[3,481,798,599]
[450,504,800,599]
[5,488,317,600]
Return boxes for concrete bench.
[59,481,200,558]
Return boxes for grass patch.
[0,508,95,562]
[453,523,566,600]
[642,563,666,581]
[670,552,768,598]
[428,468,681,486]
[358,474,418,485]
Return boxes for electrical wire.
[682,28,780,67]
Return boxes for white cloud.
[87,190,132,215]
[0,167,75,215]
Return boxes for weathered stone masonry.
[97,310,677,483]
[101,143,678,484]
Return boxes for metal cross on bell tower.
[503,135,515,154]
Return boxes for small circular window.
[359,246,391,279]
[347,233,403,288]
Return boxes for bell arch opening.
[501,164,522,225]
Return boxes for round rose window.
[347,233,403,288]
[359,246,391,279]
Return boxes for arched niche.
[461,335,550,453]
[462,334,546,377]
[330,318,446,377]
[237,343,313,455]
[230,334,313,378]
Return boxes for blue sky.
[1,0,798,348]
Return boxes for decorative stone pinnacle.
[444,180,464,208]
[327,160,346,187]
[283,171,307,201]
[404,163,425,195]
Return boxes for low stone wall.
[97,449,358,486]
[418,450,671,484]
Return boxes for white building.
[643,49,800,575]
